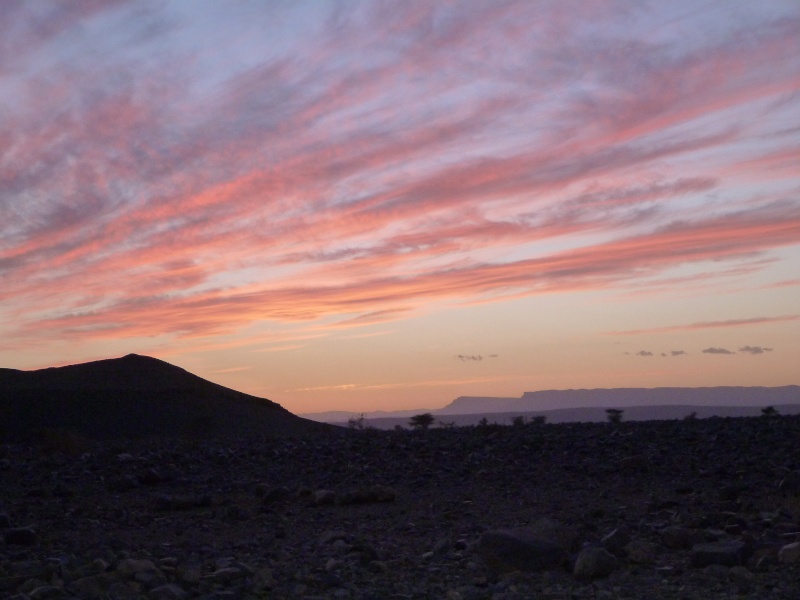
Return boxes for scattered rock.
[691,541,749,568]
[150,583,188,599]
[573,546,618,580]
[660,526,695,549]
[338,485,397,505]
[203,566,243,584]
[600,526,630,555]
[312,489,336,506]
[526,517,579,553]
[116,558,158,578]
[624,539,660,564]
[779,471,800,496]
[779,542,800,564]
[619,454,649,473]
[260,486,292,504]
[4,527,37,546]
[477,529,568,573]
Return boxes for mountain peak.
[0,354,336,441]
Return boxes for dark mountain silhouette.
[0,354,337,441]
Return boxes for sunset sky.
[2,1,799,414]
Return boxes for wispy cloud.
[209,366,252,374]
[608,315,800,336]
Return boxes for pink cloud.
[8,199,797,344]
[2,1,798,357]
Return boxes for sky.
[1,0,799,415]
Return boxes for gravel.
[2,414,799,598]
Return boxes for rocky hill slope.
[0,354,334,441]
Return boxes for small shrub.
[510,415,527,427]
[531,415,547,425]
[605,408,624,425]
[761,406,779,417]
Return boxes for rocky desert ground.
[2,414,800,599]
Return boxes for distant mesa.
[0,354,336,441]
[438,386,800,415]
[302,385,800,427]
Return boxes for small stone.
[338,485,396,505]
[779,471,800,496]
[526,518,579,553]
[624,539,660,564]
[69,573,118,598]
[149,583,188,599]
[139,468,163,486]
[601,526,630,555]
[4,527,37,546]
[178,560,203,584]
[260,486,291,504]
[325,558,343,571]
[477,529,568,574]
[778,541,800,564]
[366,560,388,573]
[116,558,158,578]
[109,581,142,598]
[619,455,649,473]
[691,541,748,568]
[107,475,140,492]
[573,547,618,580]
[251,567,275,591]
[19,578,47,594]
[728,565,754,591]
[319,530,350,545]
[27,585,63,599]
[660,526,693,549]
[203,566,243,583]
[90,558,109,573]
[313,489,336,506]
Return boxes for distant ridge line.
[440,385,800,414]
[301,385,800,424]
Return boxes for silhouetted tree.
[511,415,527,427]
[606,408,624,425]
[347,413,366,429]
[761,406,779,417]
[531,415,547,425]
[409,413,435,430]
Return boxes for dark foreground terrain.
[2,415,800,599]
